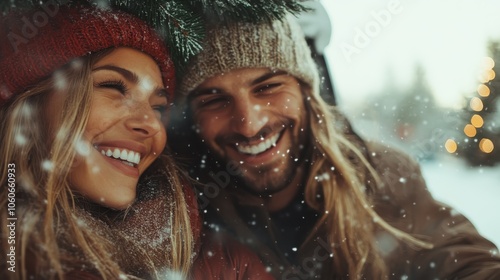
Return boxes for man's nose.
[229,97,268,138]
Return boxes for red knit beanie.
[0,5,175,105]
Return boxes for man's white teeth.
[100,148,141,165]
[237,133,280,155]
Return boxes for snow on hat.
[0,5,175,106]
[178,13,319,100]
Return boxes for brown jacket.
[200,142,500,279]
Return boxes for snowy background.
[420,156,500,248]
[320,0,500,248]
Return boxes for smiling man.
[172,13,500,280]
[188,68,308,211]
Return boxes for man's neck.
[264,167,304,212]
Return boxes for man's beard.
[233,147,305,196]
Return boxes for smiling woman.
[45,48,170,210]
[0,4,194,280]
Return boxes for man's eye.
[194,97,228,109]
[153,104,168,113]
[255,83,281,93]
[152,104,169,119]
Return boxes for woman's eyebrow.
[93,65,139,84]
[94,64,168,98]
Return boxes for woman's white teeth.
[237,133,280,155]
[100,148,141,165]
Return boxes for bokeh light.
[470,97,484,111]
[445,139,457,153]
[477,84,490,97]
[464,124,477,137]
[483,56,495,69]
[479,138,494,153]
[487,69,496,80]
[471,114,484,128]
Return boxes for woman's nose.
[124,103,162,137]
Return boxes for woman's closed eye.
[95,79,129,94]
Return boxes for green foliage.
[1,0,307,72]
[187,0,307,24]
[106,0,205,71]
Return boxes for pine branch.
[105,0,205,70]
[187,0,308,24]
[1,0,308,69]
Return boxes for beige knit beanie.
[178,13,319,99]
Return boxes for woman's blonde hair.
[0,50,193,279]
[301,82,432,278]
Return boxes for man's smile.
[234,130,282,155]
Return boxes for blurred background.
[318,0,500,247]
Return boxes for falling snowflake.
[139,77,154,92]
[75,139,91,156]
[315,172,330,182]
[157,269,184,280]
[41,160,54,172]
[53,70,68,90]
[15,133,27,145]
[375,232,398,257]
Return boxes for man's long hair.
[300,82,432,277]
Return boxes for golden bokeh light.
[483,56,495,69]
[479,138,494,153]
[470,97,484,111]
[471,114,484,128]
[464,124,477,137]
[479,73,490,83]
[477,84,490,97]
[487,69,496,80]
[445,139,457,153]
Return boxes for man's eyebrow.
[93,65,139,84]
[155,88,170,100]
[250,70,289,86]
[190,87,223,99]
[189,70,289,99]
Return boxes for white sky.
[322,0,500,109]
